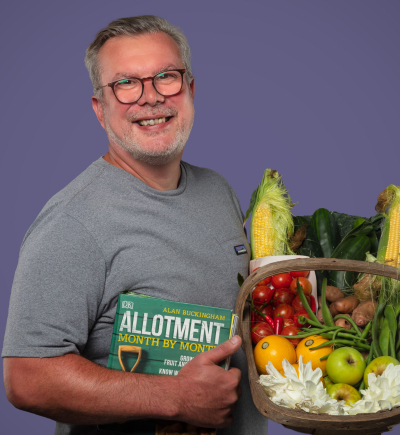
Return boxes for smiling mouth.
[136,116,172,126]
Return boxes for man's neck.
[102,146,182,191]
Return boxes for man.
[3,16,267,434]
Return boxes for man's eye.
[118,79,132,85]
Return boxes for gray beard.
[103,105,194,166]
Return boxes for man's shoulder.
[22,158,111,244]
[182,161,235,192]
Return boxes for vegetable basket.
[235,258,400,435]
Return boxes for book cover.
[98,293,238,434]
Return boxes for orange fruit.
[296,335,333,376]
[254,335,296,374]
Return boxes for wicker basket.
[235,258,400,435]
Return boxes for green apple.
[323,376,334,390]
[326,347,366,385]
[364,356,400,388]
[327,383,361,406]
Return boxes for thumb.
[204,335,242,365]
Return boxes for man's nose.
[136,78,165,106]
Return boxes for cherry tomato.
[254,304,274,323]
[292,295,311,312]
[271,288,295,307]
[256,277,272,286]
[251,322,274,344]
[281,325,302,347]
[271,273,293,289]
[290,276,312,295]
[283,318,295,328]
[294,309,311,327]
[290,270,310,278]
[273,303,294,320]
[252,267,272,286]
[252,285,274,304]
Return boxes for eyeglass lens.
[114,71,183,103]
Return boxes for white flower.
[258,359,400,415]
[258,356,347,414]
[360,363,400,412]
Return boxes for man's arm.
[3,336,242,429]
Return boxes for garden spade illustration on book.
[98,292,238,435]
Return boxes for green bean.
[299,316,323,328]
[389,330,396,358]
[295,279,323,326]
[333,315,362,336]
[321,277,335,327]
[379,318,390,357]
[372,302,386,357]
[385,305,397,346]
[319,354,330,361]
[360,321,372,340]
[310,339,371,351]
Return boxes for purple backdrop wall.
[1,1,399,433]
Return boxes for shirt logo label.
[234,245,247,255]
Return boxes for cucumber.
[311,208,340,258]
[329,235,371,289]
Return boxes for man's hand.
[174,335,242,428]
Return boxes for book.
[98,292,238,434]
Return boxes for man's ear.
[92,95,106,130]
[189,76,195,99]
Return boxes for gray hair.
[84,15,192,98]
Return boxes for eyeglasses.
[98,69,186,104]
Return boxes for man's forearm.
[3,336,242,428]
[4,354,179,425]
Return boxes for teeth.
[138,117,167,126]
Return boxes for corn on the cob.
[247,169,294,259]
[376,185,400,268]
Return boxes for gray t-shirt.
[3,157,268,435]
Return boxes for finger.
[204,335,242,365]
[227,367,242,383]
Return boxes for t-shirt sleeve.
[2,212,106,358]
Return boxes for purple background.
[1,0,399,433]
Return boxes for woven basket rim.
[235,258,400,431]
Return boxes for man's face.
[95,32,195,166]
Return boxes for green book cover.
[98,293,238,435]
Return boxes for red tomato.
[273,303,294,320]
[256,276,272,286]
[252,267,272,286]
[294,309,311,328]
[271,288,295,307]
[283,318,295,328]
[290,270,310,278]
[252,285,274,304]
[251,322,274,344]
[271,273,293,289]
[292,295,311,312]
[281,325,302,347]
[290,277,312,295]
[254,304,274,323]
